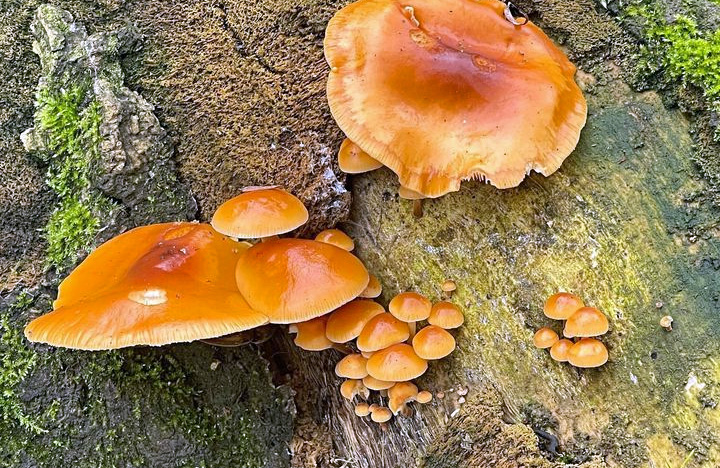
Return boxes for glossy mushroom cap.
[416,391,433,404]
[550,339,574,362]
[371,407,393,423]
[412,325,456,360]
[428,301,464,329]
[388,381,419,414]
[315,228,355,251]
[211,187,308,238]
[357,312,410,352]
[325,0,587,197]
[325,299,385,343]
[362,375,395,391]
[568,338,609,368]
[544,292,585,320]
[564,307,609,338]
[533,327,559,349]
[366,343,428,381]
[291,316,334,351]
[236,238,369,323]
[359,274,382,298]
[335,354,369,379]
[388,292,432,322]
[24,223,268,350]
[338,138,383,174]
[355,403,371,417]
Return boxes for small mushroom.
[412,325,456,360]
[315,228,355,251]
[388,382,419,414]
[564,307,609,338]
[366,343,428,382]
[428,301,464,329]
[357,312,410,352]
[660,315,673,331]
[338,138,383,174]
[359,274,383,298]
[549,339,574,362]
[389,292,432,338]
[544,292,584,320]
[340,379,370,400]
[533,327,559,349]
[325,299,385,343]
[398,186,425,218]
[567,338,609,368]
[291,316,334,351]
[335,353,369,379]
[355,403,371,417]
[416,391,433,404]
[441,280,457,294]
[371,407,393,423]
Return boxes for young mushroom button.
[544,292,585,320]
[564,307,609,338]
[412,325,456,360]
[533,327,559,349]
[568,338,609,368]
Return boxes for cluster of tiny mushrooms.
[24,0,595,427]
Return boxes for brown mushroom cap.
[24,223,269,350]
[359,274,382,298]
[325,0,587,197]
[564,307,609,338]
[315,228,355,251]
[357,312,410,352]
[371,407,393,423]
[428,301,464,329]
[338,138,384,174]
[533,327,559,349]
[335,353,369,379]
[412,325,456,359]
[211,187,308,238]
[236,238,369,323]
[567,338,609,368]
[355,403,371,417]
[366,343,428,381]
[292,315,334,351]
[340,379,370,400]
[362,375,395,391]
[388,292,432,322]
[441,280,457,293]
[416,390,433,404]
[544,292,585,320]
[388,381,419,414]
[325,299,385,343]
[549,339,574,362]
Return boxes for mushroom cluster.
[324,0,587,201]
[533,293,610,368]
[294,291,464,424]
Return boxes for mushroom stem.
[260,235,280,243]
[332,343,354,355]
[412,199,423,218]
[407,321,417,340]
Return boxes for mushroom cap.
[325,0,587,197]
[371,407,393,423]
[211,187,308,238]
[549,338,574,362]
[357,312,410,352]
[428,301,464,329]
[544,292,585,320]
[567,338,609,368]
[362,375,395,390]
[441,280,457,292]
[533,327,559,349]
[315,228,355,251]
[292,315,334,351]
[24,223,268,350]
[335,353,369,379]
[412,325,456,359]
[340,379,369,400]
[366,343,428,381]
[398,186,425,200]
[359,274,382,298]
[338,138,383,174]
[236,238,369,323]
[388,381,419,414]
[355,403,371,417]
[326,299,385,343]
[388,292,432,322]
[416,390,433,404]
[564,307,609,338]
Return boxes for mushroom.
[428,301,464,329]
[412,325,456,360]
[563,307,609,338]
[357,312,410,352]
[315,228,355,251]
[660,315,673,331]
[567,338,609,368]
[533,327,559,349]
[366,343,428,381]
[416,390,433,404]
[236,238,369,323]
[325,299,385,343]
[362,375,395,391]
[371,406,393,423]
[549,338,574,362]
[290,315,335,351]
[335,353,369,379]
[398,186,425,218]
[340,379,370,400]
[441,280,457,294]
[338,138,383,174]
[359,274,382,298]
[324,0,587,197]
[355,402,371,417]
[211,186,308,239]
[388,292,432,337]
[544,292,585,320]
[24,223,269,350]
[388,381,419,414]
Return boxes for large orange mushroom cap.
[325,0,587,196]
[366,343,428,381]
[25,223,268,350]
[236,238,369,323]
[211,186,308,238]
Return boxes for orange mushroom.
[315,228,355,251]
[428,301,464,329]
[388,381,419,414]
[416,390,433,404]
[211,186,308,238]
[24,223,268,350]
[544,292,585,320]
[355,403,371,417]
[338,138,383,174]
[371,406,393,423]
[549,338,573,362]
[359,274,382,298]
[366,343,428,382]
[356,312,410,352]
[567,338,609,368]
[412,325,456,360]
[533,327,559,349]
[389,292,432,322]
[325,299,385,343]
[340,379,370,400]
[335,353,369,379]
[290,315,334,351]
[564,307,609,338]
[325,0,587,197]
[236,238,369,323]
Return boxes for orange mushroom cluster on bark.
[533,292,610,368]
[324,0,587,198]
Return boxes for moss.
[45,197,99,269]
